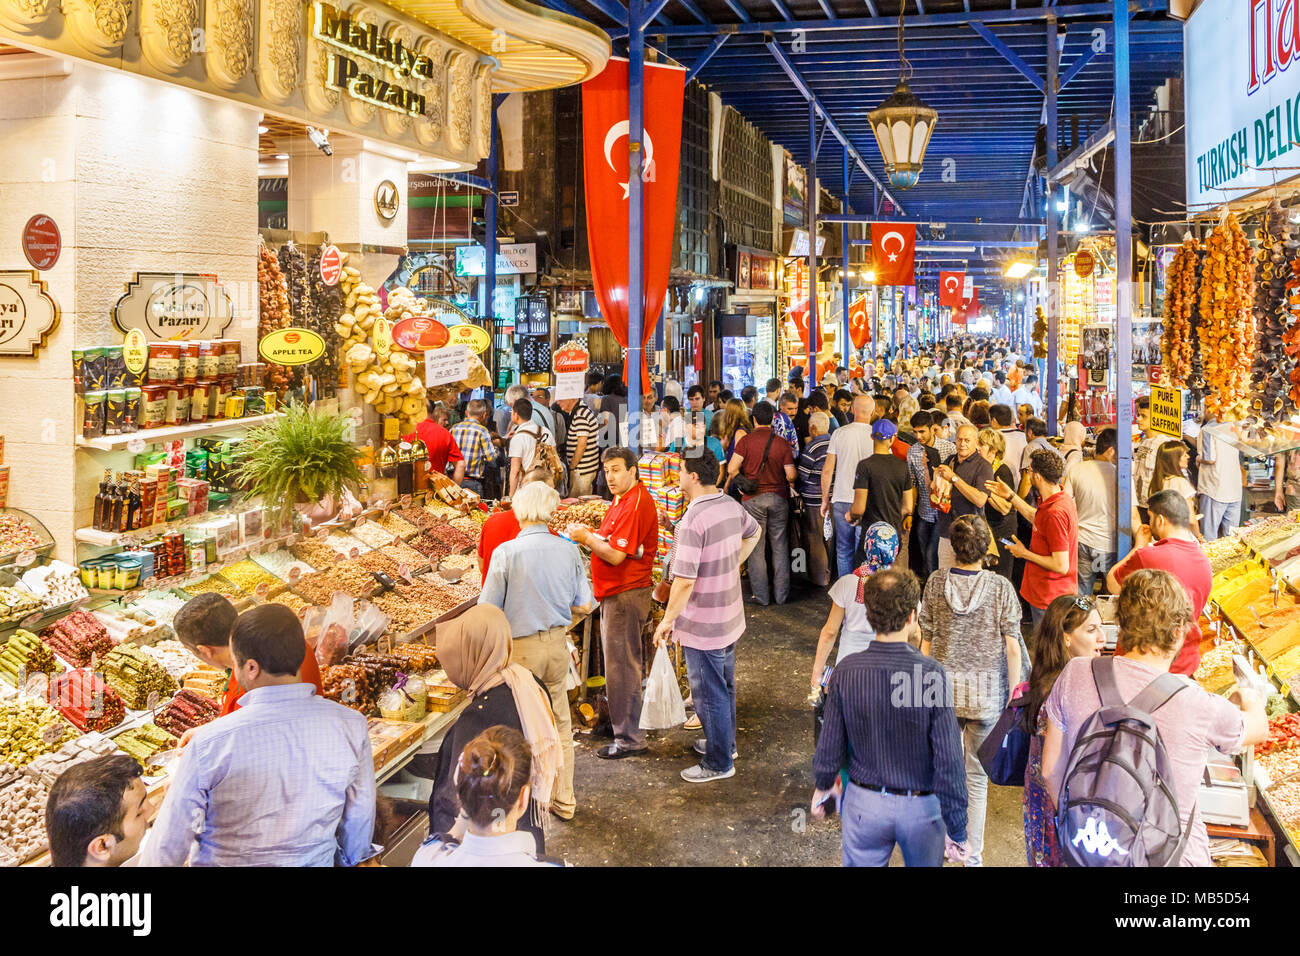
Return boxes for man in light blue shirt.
[989,370,1015,412]
[143,604,376,867]
[478,480,593,820]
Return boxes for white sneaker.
[693,738,738,759]
[681,763,735,783]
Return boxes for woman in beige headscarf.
[1059,421,1087,478]
[428,605,562,849]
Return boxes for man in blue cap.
[849,419,915,555]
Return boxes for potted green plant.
[235,402,364,528]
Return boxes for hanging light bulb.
[868,4,938,190]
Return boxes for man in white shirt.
[1130,395,1166,527]
[990,404,1027,486]
[820,394,876,578]
[989,371,1015,412]
[1011,374,1044,418]
[659,395,689,451]
[1197,417,1243,540]
[1065,426,1118,595]
[508,398,555,495]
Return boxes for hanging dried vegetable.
[1286,244,1300,408]
[308,249,343,395]
[257,242,293,393]
[1160,236,1200,389]
[278,243,312,392]
[1031,305,1048,358]
[1198,213,1256,420]
[1245,202,1298,438]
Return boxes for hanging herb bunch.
[1286,235,1300,411]
[1160,236,1200,389]
[1246,201,1298,438]
[278,243,312,391]
[307,249,343,395]
[257,242,293,394]
[1198,212,1256,420]
[1031,305,1048,358]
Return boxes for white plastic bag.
[639,645,687,730]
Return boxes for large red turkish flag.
[582,58,685,395]
[848,294,871,348]
[871,222,916,286]
[938,270,966,307]
[953,285,979,324]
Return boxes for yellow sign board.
[1149,385,1183,439]
[373,317,392,360]
[259,327,327,366]
[445,322,491,354]
[123,329,148,376]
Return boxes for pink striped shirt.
[670,492,759,650]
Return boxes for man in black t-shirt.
[850,420,915,555]
[934,424,994,571]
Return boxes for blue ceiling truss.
[535,0,1183,306]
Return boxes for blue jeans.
[1076,542,1116,596]
[841,784,946,867]
[1030,604,1046,631]
[916,517,940,579]
[1199,494,1240,541]
[684,644,736,773]
[832,501,861,579]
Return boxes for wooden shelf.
[76,413,280,451]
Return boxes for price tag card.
[377,635,392,655]
[255,582,270,600]
[15,549,36,567]
[398,562,414,584]
[333,551,346,564]
[349,547,360,559]
[354,515,366,530]
[391,534,403,547]
[286,534,298,548]
[126,438,146,455]
[401,494,412,508]
[288,566,302,584]
[20,611,43,630]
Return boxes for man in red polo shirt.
[569,446,659,759]
[1106,488,1211,676]
[477,467,556,584]
[405,406,465,485]
[172,593,323,718]
[994,448,1078,629]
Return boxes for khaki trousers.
[512,625,576,817]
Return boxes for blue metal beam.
[628,0,645,442]
[583,0,628,27]
[685,34,729,82]
[613,0,1167,37]
[769,0,793,20]
[969,21,1043,93]
[816,0,835,19]
[1060,24,1110,87]
[1045,18,1060,437]
[1114,0,1134,553]
[442,172,492,190]
[864,0,878,16]
[641,0,671,28]
[809,99,819,365]
[674,0,710,24]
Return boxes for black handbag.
[976,693,1032,786]
[732,429,776,497]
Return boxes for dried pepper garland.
[307,249,343,394]
[1246,201,1298,437]
[1198,213,1256,420]
[1160,236,1200,389]
[1286,243,1300,409]
[257,243,293,393]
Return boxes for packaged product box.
[240,508,263,543]
[175,477,210,501]
[0,465,8,509]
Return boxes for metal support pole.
[1114,0,1134,555]
[871,285,879,363]
[627,0,645,446]
[808,100,819,384]
[485,99,499,326]
[841,146,851,368]
[1045,19,1060,436]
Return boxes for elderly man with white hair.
[478,480,594,821]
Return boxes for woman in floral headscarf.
[809,522,900,699]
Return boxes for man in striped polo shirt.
[654,449,762,783]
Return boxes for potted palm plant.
[235,402,365,528]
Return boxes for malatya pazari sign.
[313,2,431,117]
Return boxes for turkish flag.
[582,58,685,395]
[953,286,979,324]
[938,271,966,307]
[848,294,871,348]
[870,222,916,286]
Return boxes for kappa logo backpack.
[1056,657,1195,867]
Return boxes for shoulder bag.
[731,429,777,497]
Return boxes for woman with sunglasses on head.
[1019,594,1105,867]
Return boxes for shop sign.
[426,343,470,385]
[112,272,234,341]
[1185,0,1300,209]
[123,329,148,376]
[455,243,537,277]
[750,254,776,291]
[319,245,343,286]
[258,327,328,365]
[0,271,59,357]
[1074,249,1095,278]
[1149,385,1183,439]
[375,180,400,221]
[372,317,391,360]
[553,342,589,401]
[391,315,449,351]
[692,320,703,372]
[445,322,491,354]
[313,2,432,117]
[787,229,827,258]
[499,191,519,207]
[22,215,61,271]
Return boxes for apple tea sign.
[112,272,235,341]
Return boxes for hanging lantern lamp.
[868,4,938,190]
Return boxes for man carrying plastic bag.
[653,449,763,783]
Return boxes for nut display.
[267,591,312,615]
[350,520,403,550]
[98,643,179,710]
[1198,212,1256,420]
[218,559,285,596]
[353,550,401,576]
[0,774,50,863]
[405,534,452,563]
[0,586,42,625]
[154,687,220,736]
[0,698,76,766]
[397,505,441,532]
[252,548,318,581]
[115,723,179,768]
[291,538,345,570]
[422,523,476,552]
[373,511,418,538]
[41,610,116,668]
[371,591,436,635]
[47,670,127,732]
[439,553,476,572]
[0,629,63,687]
[182,574,244,598]
[379,541,427,569]
[292,565,377,604]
